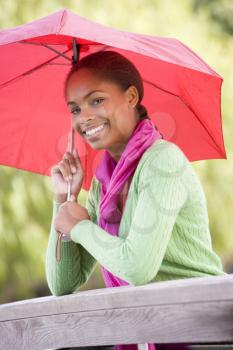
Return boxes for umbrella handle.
[55,127,74,262]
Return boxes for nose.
[72,106,96,129]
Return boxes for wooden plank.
[0,275,232,321]
[0,275,232,350]
[0,300,233,349]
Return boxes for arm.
[45,181,98,296]
[70,143,188,286]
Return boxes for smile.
[85,123,107,138]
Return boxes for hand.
[54,198,90,237]
[51,148,84,203]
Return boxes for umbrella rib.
[0,43,115,90]
[18,41,72,62]
[0,47,72,89]
[144,79,225,157]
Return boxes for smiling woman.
[64,51,149,161]
[45,51,226,350]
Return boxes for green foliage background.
[0,0,232,303]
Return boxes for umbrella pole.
[66,38,80,203]
[56,39,81,255]
[67,126,74,202]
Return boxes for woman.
[46,51,225,350]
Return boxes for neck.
[107,142,127,163]
[107,118,141,162]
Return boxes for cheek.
[112,119,127,138]
[113,112,132,136]
[109,104,129,130]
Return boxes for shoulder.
[134,140,191,212]
[134,140,206,208]
[136,139,190,179]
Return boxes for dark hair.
[64,50,150,120]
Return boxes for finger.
[63,152,77,176]
[59,201,70,210]
[64,151,77,174]
[59,160,72,182]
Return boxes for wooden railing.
[0,274,233,350]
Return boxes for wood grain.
[0,275,232,350]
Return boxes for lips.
[84,123,108,140]
[82,123,107,134]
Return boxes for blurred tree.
[0,0,232,303]
[193,0,233,36]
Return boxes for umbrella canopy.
[0,8,226,190]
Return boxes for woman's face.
[65,68,139,161]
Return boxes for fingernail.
[65,176,69,182]
[69,174,72,180]
[71,166,76,173]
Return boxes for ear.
[126,85,139,109]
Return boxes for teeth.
[86,124,105,137]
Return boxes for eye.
[92,98,105,105]
[71,107,81,116]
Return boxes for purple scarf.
[95,118,162,350]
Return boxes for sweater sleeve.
[70,143,188,286]
[45,180,98,296]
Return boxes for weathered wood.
[0,275,232,350]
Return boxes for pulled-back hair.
[64,50,149,120]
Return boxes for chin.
[90,145,105,151]
[86,141,107,151]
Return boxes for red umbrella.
[0,8,226,191]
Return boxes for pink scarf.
[95,118,162,350]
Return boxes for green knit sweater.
[45,139,225,296]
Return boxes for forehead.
[66,69,123,103]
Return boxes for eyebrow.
[67,90,104,106]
